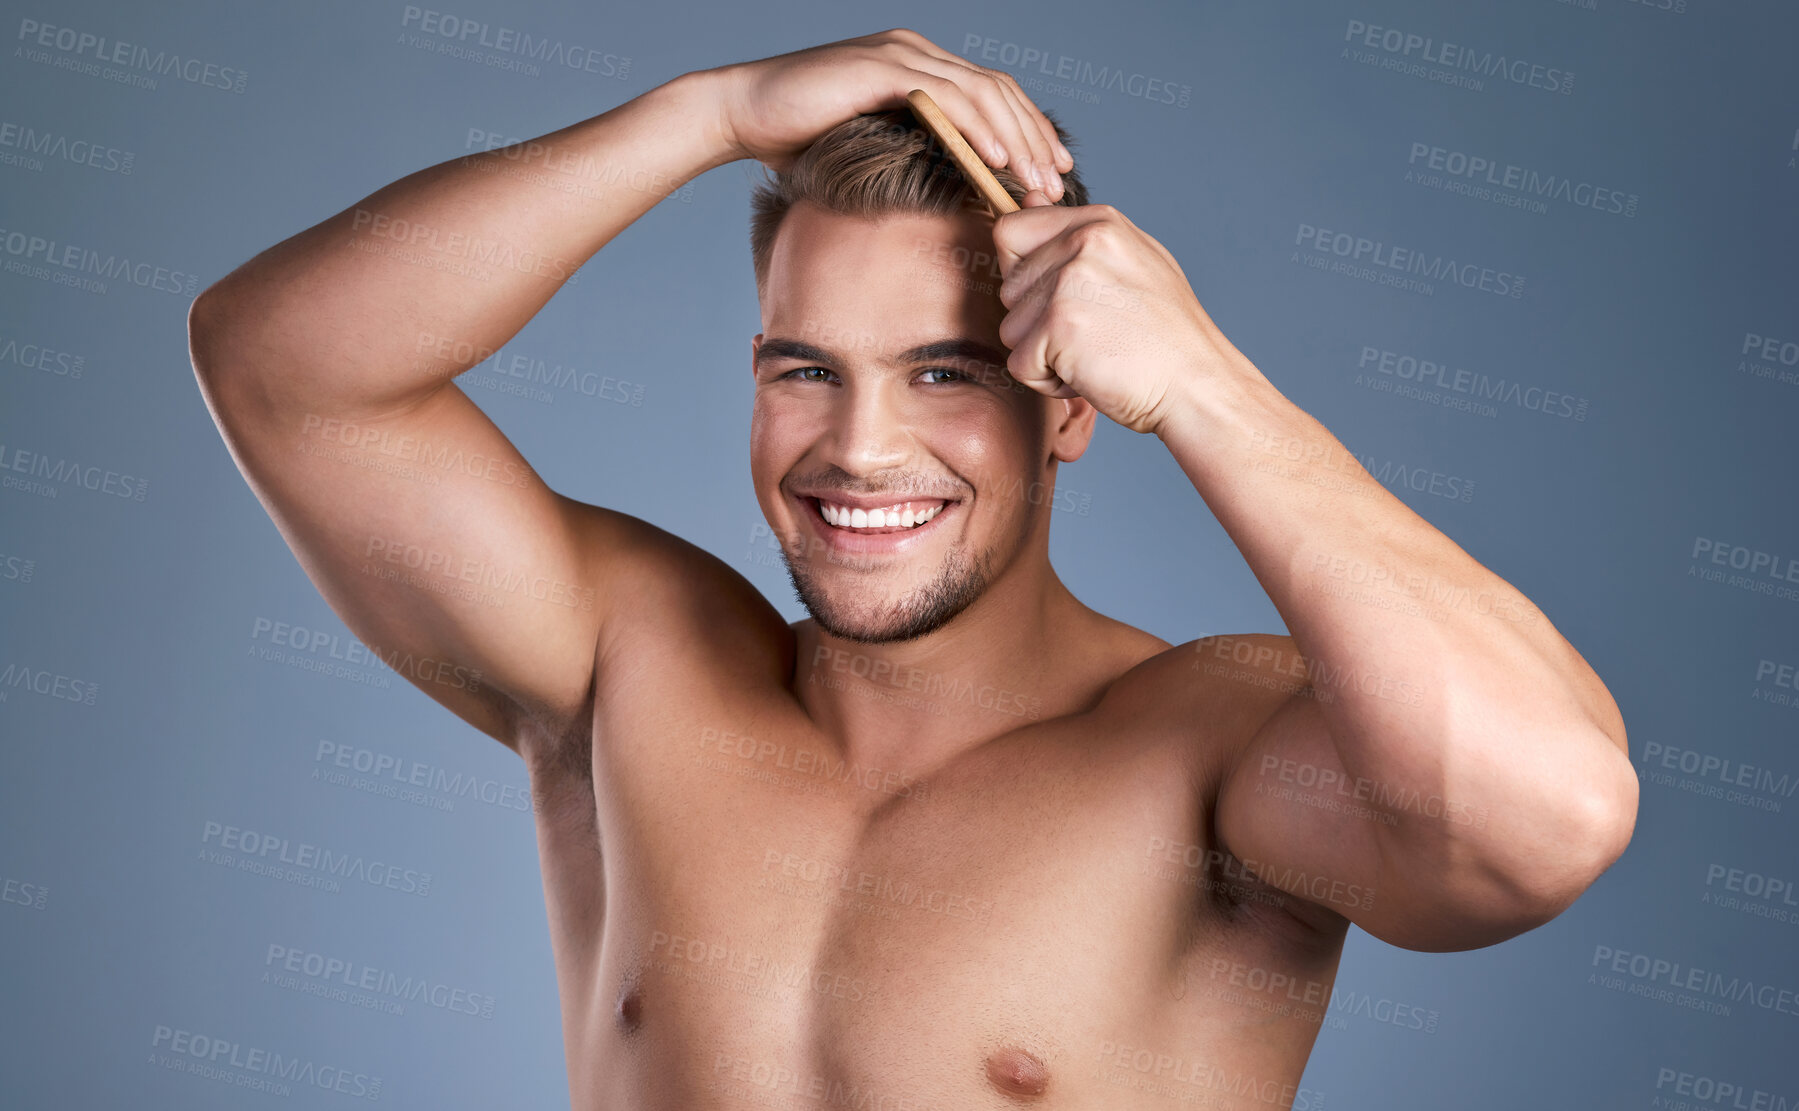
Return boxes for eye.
[780,366,838,383]
[919,366,970,385]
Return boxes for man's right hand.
[704,28,1073,200]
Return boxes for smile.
[816,498,947,532]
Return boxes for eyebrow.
[755,337,1009,370]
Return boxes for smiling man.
[189,27,1636,1110]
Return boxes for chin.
[784,547,993,645]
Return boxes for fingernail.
[1047,169,1064,200]
[1055,141,1073,166]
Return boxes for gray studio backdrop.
[3,0,1797,1107]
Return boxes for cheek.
[935,407,1041,500]
[750,397,810,463]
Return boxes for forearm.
[193,68,737,416]
[1162,357,1631,854]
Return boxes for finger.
[900,59,1041,185]
[984,76,1060,198]
[997,276,1054,353]
[987,69,1073,175]
[998,236,1079,311]
[990,203,1093,274]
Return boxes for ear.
[1049,396,1098,464]
[750,333,763,380]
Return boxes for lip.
[796,494,959,557]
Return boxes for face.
[751,200,1094,644]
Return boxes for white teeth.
[816,499,946,531]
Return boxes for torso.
[521,580,1348,1111]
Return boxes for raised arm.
[187,70,741,754]
[189,29,1074,758]
[988,199,1638,950]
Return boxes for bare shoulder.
[515,504,796,776]
[1096,631,1307,779]
[581,505,797,698]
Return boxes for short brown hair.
[748,109,1089,294]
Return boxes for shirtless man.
[188,28,1637,1110]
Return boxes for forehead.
[760,201,1004,349]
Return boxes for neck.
[793,554,1092,778]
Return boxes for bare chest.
[546,688,1345,1109]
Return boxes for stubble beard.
[783,542,995,645]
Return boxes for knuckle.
[1071,222,1113,250]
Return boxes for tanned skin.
[190,28,1636,1110]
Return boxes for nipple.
[984,1046,1050,1099]
[615,985,643,1032]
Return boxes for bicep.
[1209,643,1531,951]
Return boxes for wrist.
[663,66,747,170]
[1155,351,1292,452]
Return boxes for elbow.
[1496,744,1640,930]
[1382,742,1639,951]
[187,281,235,384]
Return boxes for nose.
[823,378,913,475]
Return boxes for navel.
[984,1046,1050,1099]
